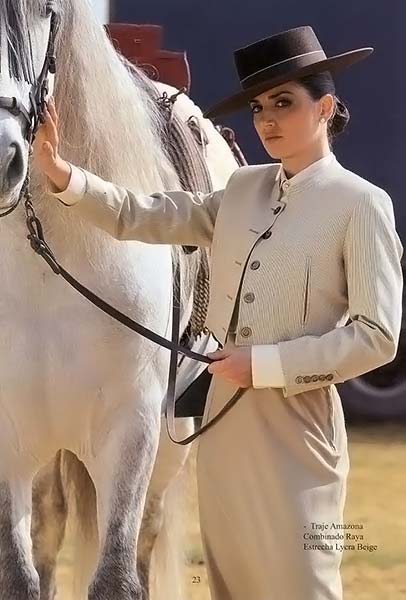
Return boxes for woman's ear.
[320,93,335,122]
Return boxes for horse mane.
[55,0,177,192]
[31,0,199,316]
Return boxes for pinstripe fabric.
[232,153,336,388]
[205,156,403,397]
[54,154,403,399]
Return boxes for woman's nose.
[262,119,277,133]
[259,108,276,126]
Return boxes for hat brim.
[203,47,373,119]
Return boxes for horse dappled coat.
[53,152,403,600]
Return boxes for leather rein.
[0,10,247,445]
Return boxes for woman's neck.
[282,143,331,179]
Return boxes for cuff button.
[240,327,252,338]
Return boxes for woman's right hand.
[32,97,72,193]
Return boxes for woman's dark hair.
[295,71,350,144]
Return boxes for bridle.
[0,9,59,218]
[0,8,247,445]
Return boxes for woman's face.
[250,81,333,160]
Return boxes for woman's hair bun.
[329,96,350,138]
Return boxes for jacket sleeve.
[51,164,224,247]
[276,189,404,398]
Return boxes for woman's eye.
[250,99,291,113]
[250,105,262,114]
[275,99,291,108]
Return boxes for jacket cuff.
[49,163,86,206]
[277,338,345,398]
[251,344,285,388]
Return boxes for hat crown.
[234,26,325,84]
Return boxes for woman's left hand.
[207,347,252,387]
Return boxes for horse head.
[0,0,58,210]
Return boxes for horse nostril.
[5,142,25,190]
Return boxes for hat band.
[240,49,327,89]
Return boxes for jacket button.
[250,260,260,270]
[262,230,272,239]
[243,292,255,303]
[304,375,312,383]
[295,376,303,384]
[240,327,252,337]
[326,373,334,381]
[311,375,319,382]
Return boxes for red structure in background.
[105,22,248,168]
[105,23,191,92]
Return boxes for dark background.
[112,0,406,242]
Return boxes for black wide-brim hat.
[204,26,373,119]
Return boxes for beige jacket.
[54,153,404,398]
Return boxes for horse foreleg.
[31,451,68,600]
[138,415,193,600]
[0,471,40,600]
[137,491,164,599]
[83,405,161,600]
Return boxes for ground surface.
[56,422,406,599]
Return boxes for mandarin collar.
[275,152,337,194]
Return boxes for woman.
[33,25,403,600]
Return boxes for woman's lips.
[265,135,282,141]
